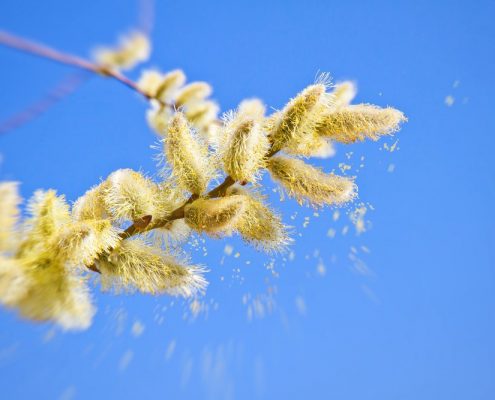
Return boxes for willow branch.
[0,30,169,106]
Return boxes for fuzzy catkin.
[184,195,247,235]
[72,183,109,221]
[98,240,207,297]
[164,113,214,195]
[331,81,357,108]
[103,169,164,222]
[56,220,120,267]
[175,82,212,108]
[0,182,21,252]
[269,84,328,153]
[94,31,151,71]
[267,156,357,207]
[222,115,269,182]
[138,69,186,101]
[227,186,290,252]
[317,104,406,144]
[11,191,95,330]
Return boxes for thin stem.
[0,30,169,106]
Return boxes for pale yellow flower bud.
[175,82,212,108]
[331,81,357,108]
[138,69,186,101]
[267,156,357,207]
[238,98,266,119]
[185,101,219,130]
[184,195,247,235]
[93,31,151,71]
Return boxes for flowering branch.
[0,25,407,331]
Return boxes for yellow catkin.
[269,84,329,153]
[72,182,109,221]
[317,104,406,144]
[94,31,151,70]
[98,239,207,297]
[56,220,120,267]
[175,82,212,108]
[0,256,29,307]
[0,182,21,252]
[15,255,95,330]
[12,191,95,330]
[267,156,357,207]
[104,169,163,222]
[222,113,269,182]
[147,101,171,135]
[331,81,357,108]
[138,69,186,101]
[164,113,214,195]
[184,195,247,235]
[227,186,290,252]
[185,101,219,130]
[238,98,266,119]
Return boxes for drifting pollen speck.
[445,95,455,107]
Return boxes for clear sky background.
[0,0,494,399]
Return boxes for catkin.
[175,82,212,108]
[98,239,207,297]
[72,182,109,221]
[103,169,162,222]
[0,182,21,252]
[269,84,328,153]
[184,195,247,235]
[94,31,151,71]
[164,113,214,195]
[331,81,357,108]
[222,113,269,182]
[267,156,357,207]
[317,104,406,143]
[227,186,290,252]
[56,220,120,266]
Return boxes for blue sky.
[0,0,494,399]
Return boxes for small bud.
[238,98,266,119]
[267,156,357,207]
[175,82,212,108]
[138,69,186,101]
[184,195,247,235]
[331,81,357,108]
[93,31,151,71]
[185,101,220,130]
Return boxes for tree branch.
[0,30,169,106]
